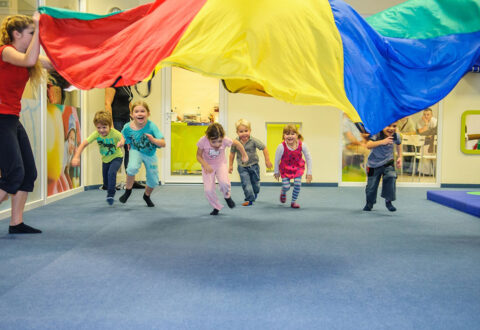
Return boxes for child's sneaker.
[363,203,373,211]
[242,201,253,206]
[291,202,300,209]
[106,197,114,205]
[385,201,396,212]
[280,192,286,203]
[225,197,236,208]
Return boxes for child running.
[229,119,273,206]
[119,101,165,207]
[363,122,402,212]
[197,123,248,215]
[72,111,124,205]
[274,124,313,208]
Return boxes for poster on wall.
[47,103,81,196]
[461,110,480,154]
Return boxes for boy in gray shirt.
[364,122,402,212]
[229,119,273,206]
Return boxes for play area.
[0,0,479,328]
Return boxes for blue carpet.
[0,186,479,329]
[427,190,480,217]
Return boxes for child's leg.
[143,154,159,192]
[216,164,235,208]
[250,164,261,200]
[142,154,158,207]
[120,150,142,203]
[291,176,302,202]
[365,167,382,205]
[381,165,397,202]
[280,177,290,203]
[106,158,123,198]
[102,162,109,193]
[238,165,255,202]
[216,164,231,198]
[202,166,223,211]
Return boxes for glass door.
[162,67,226,183]
[339,104,441,187]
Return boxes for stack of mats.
[427,191,480,217]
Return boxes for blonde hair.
[282,124,303,141]
[205,122,225,140]
[1,15,43,87]
[93,111,113,127]
[130,100,150,113]
[235,118,251,131]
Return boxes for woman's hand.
[274,173,280,181]
[33,11,40,25]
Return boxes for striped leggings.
[281,176,302,202]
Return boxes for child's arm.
[366,136,393,149]
[232,140,249,163]
[273,144,283,181]
[302,144,313,183]
[229,152,235,174]
[117,136,125,148]
[145,134,166,148]
[262,147,273,169]
[71,140,89,167]
[196,147,213,173]
[395,142,403,169]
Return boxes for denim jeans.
[365,162,397,204]
[238,163,260,202]
[102,157,123,197]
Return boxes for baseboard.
[231,182,338,187]
[84,181,162,191]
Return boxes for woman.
[0,13,52,234]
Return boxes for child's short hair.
[93,111,113,127]
[205,123,225,140]
[235,119,251,131]
[283,123,303,141]
[130,100,150,113]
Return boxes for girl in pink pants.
[196,123,248,215]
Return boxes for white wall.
[80,0,480,187]
[440,73,480,184]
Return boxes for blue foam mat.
[427,190,480,217]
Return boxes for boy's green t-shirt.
[87,128,123,163]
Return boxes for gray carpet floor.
[0,186,479,329]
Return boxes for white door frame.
[161,67,228,184]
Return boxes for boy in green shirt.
[72,111,124,205]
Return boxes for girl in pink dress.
[196,123,248,215]
[274,124,313,208]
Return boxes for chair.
[400,135,425,180]
[415,135,437,180]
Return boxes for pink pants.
[202,163,231,210]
